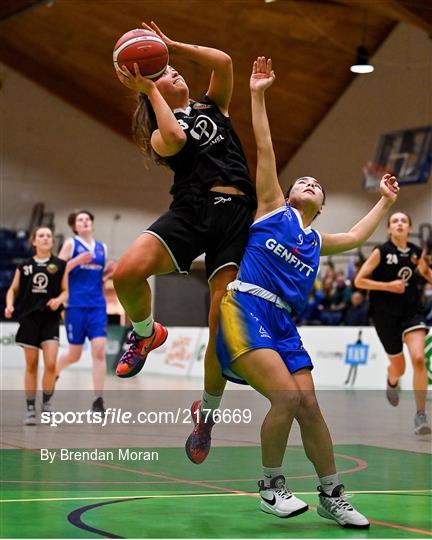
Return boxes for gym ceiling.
[1,0,431,173]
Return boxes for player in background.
[113,21,256,463]
[355,212,432,434]
[57,210,115,414]
[216,57,399,527]
[5,227,68,424]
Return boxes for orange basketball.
[113,29,169,80]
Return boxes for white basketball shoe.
[258,475,308,518]
[317,485,370,528]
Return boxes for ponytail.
[132,93,169,167]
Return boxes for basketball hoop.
[363,161,394,191]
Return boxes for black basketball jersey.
[369,240,423,315]
[165,95,255,199]
[14,256,66,319]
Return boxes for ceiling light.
[351,10,374,74]
[350,46,374,74]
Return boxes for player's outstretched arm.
[250,57,285,220]
[143,21,233,114]
[320,174,399,256]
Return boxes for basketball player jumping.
[113,21,256,464]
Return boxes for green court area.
[1,445,431,538]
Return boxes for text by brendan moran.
[40,448,159,464]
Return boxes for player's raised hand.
[116,62,157,94]
[379,173,399,203]
[250,57,275,94]
[142,21,176,52]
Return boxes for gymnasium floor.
[1,369,431,538]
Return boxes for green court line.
[67,493,432,538]
[2,489,431,503]
[1,445,431,538]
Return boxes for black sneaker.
[92,397,106,415]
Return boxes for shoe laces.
[319,485,353,511]
[121,332,144,365]
[274,486,293,500]
[332,495,353,511]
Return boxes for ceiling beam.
[0,0,53,23]
[332,0,432,35]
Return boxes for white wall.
[1,63,172,259]
[280,23,432,241]
[2,322,430,391]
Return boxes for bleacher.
[0,229,32,314]
[0,203,62,318]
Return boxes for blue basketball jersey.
[237,204,321,316]
[67,237,106,308]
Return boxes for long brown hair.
[132,93,169,167]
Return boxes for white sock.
[262,466,283,487]
[132,314,154,338]
[319,473,340,495]
[201,390,222,421]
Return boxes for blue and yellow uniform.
[216,204,321,384]
[65,237,107,345]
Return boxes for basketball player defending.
[216,57,399,527]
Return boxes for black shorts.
[146,191,255,280]
[15,311,60,350]
[371,310,428,355]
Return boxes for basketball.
[113,29,169,80]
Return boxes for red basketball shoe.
[185,399,215,464]
[115,323,168,378]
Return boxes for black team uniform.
[15,256,66,349]
[369,240,427,355]
[146,95,256,281]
